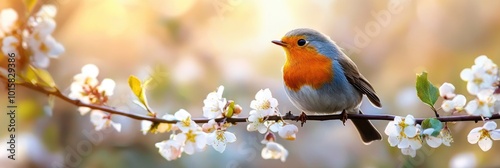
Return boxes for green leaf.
[421,118,443,136]
[24,0,38,13]
[416,72,439,108]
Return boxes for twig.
[18,82,499,124]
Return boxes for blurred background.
[1,0,500,167]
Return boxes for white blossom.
[441,95,466,113]
[2,35,19,55]
[206,130,236,153]
[155,139,183,161]
[261,141,288,162]
[460,55,498,95]
[465,90,496,117]
[439,82,456,99]
[24,5,64,68]
[268,120,284,133]
[400,147,417,157]
[90,110,121,132]
[422,128,442,148]
[467,121,500,151]
[384,115,421,150]
[201,119,219,133]
[68,64,115,116]
[250,88,279,115]
[0,8,18,37]
[247,110,270,134]
[202,86,227,119]
[278,124,298,140]
[175,109,198,132]
[176,130,207,155]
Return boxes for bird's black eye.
[297,39,307,46]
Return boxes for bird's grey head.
[284,28,342,59]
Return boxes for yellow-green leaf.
[225,101,234,118]
[24,0,38,14]
[33,67,56,88]
[128,75,151,112]
[22,65,38,84]
[129,75,143,100]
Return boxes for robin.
[272,28,382,144]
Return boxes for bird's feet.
[341,110,348,126]
[296,112,307,127]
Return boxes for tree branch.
[19,82,498,124]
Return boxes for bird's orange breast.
[283,48,333,92]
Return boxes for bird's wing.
[337,56,382,108]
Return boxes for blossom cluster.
[441,55,500,151]
[385,115,453,157]
[69,64,120,132]
[1,5,64,68]
[385,55,500,156]
[152,87,298,162]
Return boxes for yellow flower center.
[182,117,191,127]
[479,129,491,140]
[473,77,483,85]
[260,100,271,109]
[185,130,197,143]
[216,131,225,141]
[39,42,49,53]
[398,121,408,138]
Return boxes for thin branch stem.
[18,82,499,124]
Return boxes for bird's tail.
[351,110,382,144]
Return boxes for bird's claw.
[341,110,348,126]
[296,112,307,127]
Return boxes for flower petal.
[404,126,417,138]
[439,83,455,98]
[212,141,226,153]
[224,132,237,143]
[99,78,116,96]
[184,143,195,155]
[478,137,493,151]
[466,82,479,95]
[384,121,397,136]
[483,121,497,131]
[490,130,500,140]
[404,115,415,125]
[398,138,410,149]
[141,120,152,135]
[460,69,472,81]
[426,136,442,148]
[453,95,467,107]
[465,100,479,115]
[81,64,99,78]
[422,128,434,135]
[111,122,121,132]
[388,135,400,147]
[467,127,482,144]
[174,109,191,121]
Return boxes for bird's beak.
[272,40,287,47]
